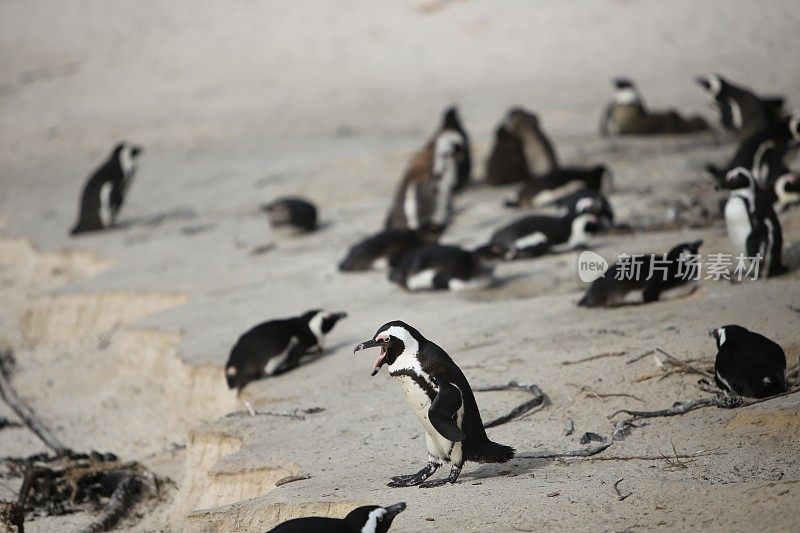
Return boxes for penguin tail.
[476,440,515,464]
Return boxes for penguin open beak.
[354,339,387,377]
[383,502,407,520]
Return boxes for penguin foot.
[418,478,456,488]
[387,464,438,487]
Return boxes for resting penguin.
[354,321,515,487]
[723,168,785,278]
[504,165,610,208]
[441,106,472,191]
[484,124,531,185]
[71,142,142,235]
[385,130,465,231]
[338,227,442,272]
[600,77,709,135]
[225,310,347,393]
[262,197,318,232]
[505,107,559,178]
[388,244,495,291]
[484,202,600,260]
[552,189,615,229]
[268,502,406,533]
[578,240,703,307]
[706,115,800,188]
[709,325,786,399]
[696,74,786,139]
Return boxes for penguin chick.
[709,325,786,399]
[354,321,514,488]
[263,197,318,232]
[578,240,703,307]
[504,107,559,177]
[505,165,610,208]
[71,142,142,235]
[388,244,495,291]
[225,310,347,392]
[723,168,785,278]
[600,77,709,135]
[268,502,406,533]
[338,227,442,272]
[485,202,601,260]
[485,124,531,186]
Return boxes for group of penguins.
[67,73,798,532]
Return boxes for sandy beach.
[1,1,799,531]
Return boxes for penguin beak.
[328,311,348,321]
[695,76,710,90]
[354,339,386,377]
[383,502,407,520]
[708,328,719,341]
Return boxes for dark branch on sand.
[516,440,613,460]
[474,381,547,428]
[0,353,70,455]
[607,396,740,420]
[78,472,138,533]
[561,351,627,366]
[613,478,632,501]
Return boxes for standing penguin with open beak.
[354,321,514,488]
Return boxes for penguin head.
[112,142,143,173]
[788,115,800,140]
[724,167,756,191]
[300,309,347,351]
[695,74,724,97]
[506,107,539,131]
[441,106,463,132]
[708,324,749,349]
[612,77,635,89]
[354,321,422,376]
[669,239,703,261]
[611,78,641,105]
[344,502,406,533]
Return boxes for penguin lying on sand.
[268,502,406,533]
[485,124,530,185]
[263,197,318,232]
[354,321,515,487]
[71,142,142,235]
[388,244,495,291]
[552,189,615,229]
[600,78,709,135]
[504,107,559,178]
[225,310,347,392]
[504,165,610,208]
[578,240,703,307]
[723,168,785,278]
[696,74,786,139]
[338,227,442,272]
[709,325,786,399]
[485,201,601,260]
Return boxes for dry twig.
[613,478,632,501]
[475,381,547,428]
[562,351,627,366]
[655,348,714,379]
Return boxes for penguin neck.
[613,87,641,106]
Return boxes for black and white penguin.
[768,172,800,213]
[268,502,406,533]
[354,321,514,487]
[723,168,785,278]
[263,197,318,232]
[225,310,347,392]
[696,74,786,139]
[706,115,800,188]
[600,78,709,135]
[484,124,531,185]
[504,165,610,208]
[482,202,601,260]
[70,142,142,235]
[442,106,472,191]
[552,189,615,229]
[578,240,703,307]
[338,227,442,272]
[388,244,495,291]
[504,107,559,178]
[709,325,786,399]
[385,129,465,231]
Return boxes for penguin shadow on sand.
[466,455,553,481]
[779,240,800,273]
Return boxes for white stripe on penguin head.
[308,311,325,349]
[361,508,387,533]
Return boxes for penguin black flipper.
[428,380,466,442]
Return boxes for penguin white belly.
[533,181,583,206]
[264,337,296,376]
[513,232,547,250]
[396,376,454,461]
[403,183,419,229]
[406,269,437,290]
[724,198,751,255]
[99,182,113,227]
